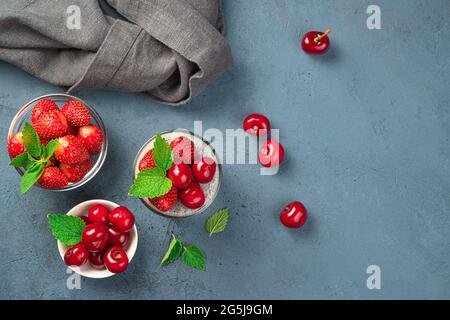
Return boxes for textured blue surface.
[0,0,449,299]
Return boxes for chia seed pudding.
[133,130,221,218]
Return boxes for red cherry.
[88,204,109,224]
[258,139,285,167]
[301,29,331,55]
[81,223,108,252]
[243,113,270,136]
[192,157,217,184]
[178,182,205,209]
[89,252,105,269]
[167,163,193,189]
[108,206,135,232]
[103,246,129,273]
[64,243,89,266]
[280,201,308,228]
[107,225,129,248]
[80,216,91,225]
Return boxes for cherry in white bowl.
[57,200,138,279]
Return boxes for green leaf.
[47,214,86,246]
[182,245,206,270]
[20,162,44,193]
[22,123,41,157]
[153,133,173,170]
[9,152,31,168]
[160,235,183,266]
[129,167,172,199]
[44,139,59,160]
[205,208,229,237]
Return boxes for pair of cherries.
[64,205,135,273]
[243,114,285,168]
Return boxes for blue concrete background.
[0,0,449,299]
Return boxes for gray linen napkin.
[0,0,233,105]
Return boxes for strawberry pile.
[130,134,217,213]
[8,98,104,192]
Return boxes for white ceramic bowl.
[57,199,138,279]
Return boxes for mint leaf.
[44,139,59,160]
[22,123,41,157]
[9,152,31,168]
[182,245,206,270]
[129,167,172,198]
[205,208,229,237]
[47,214,86,246]
[160,235,183,266]
[21,162,44,193]
[153,133,173,170]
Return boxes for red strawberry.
[78,125,104,155]
[61,101,90,127]
[54,135,89,164]
[38,167,69,189]
[170,136,195,164]
[60,160,93,183]
[148,185,178,212]
[8,132,26,158]
[138,149,156,171]
[31,99,59,125]
[34,110,68,139]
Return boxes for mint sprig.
[160,234,183,266]
[129,168,172,198]
[205,208,229,237]
[9,122,59,193]
[182,245,206,270]
[22,123,41,157]
[160,233,206,270]
[47,214,86,246]
[129,133,173,199]
[153,133,173,170]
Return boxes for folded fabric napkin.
[0,0,233,105]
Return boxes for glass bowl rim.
[7,93,108,192]
[132,129,222,219]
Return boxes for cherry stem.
[314,29,331,43]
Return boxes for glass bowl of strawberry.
[131,130,222,218]
[53,200,138,278]
[7,94,108,192]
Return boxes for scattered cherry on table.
[301,29,331,55]
[243,113,270,136]
[280,201,308,228]
[258,139,285,167]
